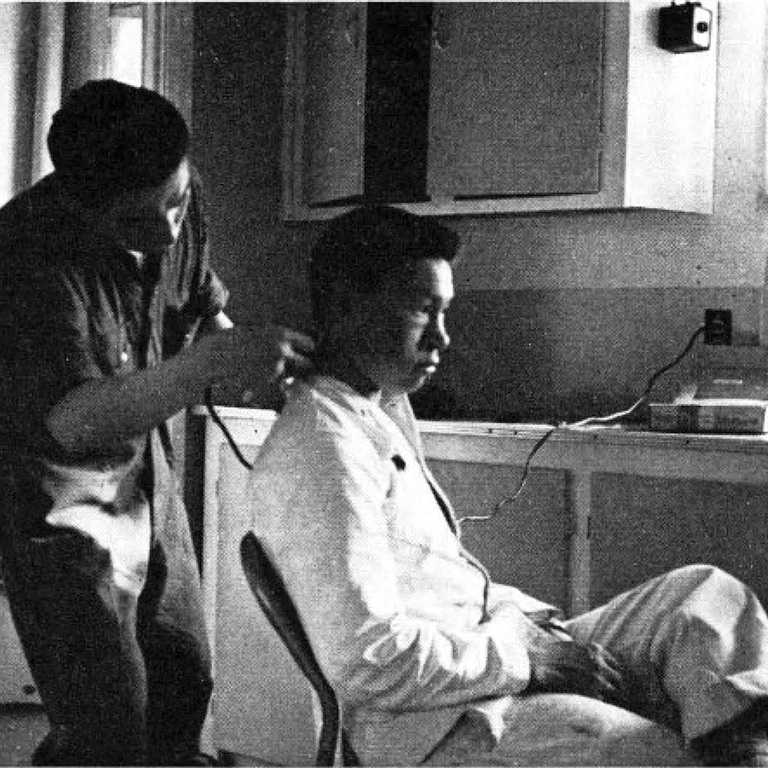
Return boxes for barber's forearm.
[45,332,227,455]
[46,320,313,455]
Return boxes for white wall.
[451,1,768,292]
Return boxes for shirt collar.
[309,374,382,415]
[306,375,425,462]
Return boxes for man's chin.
[405,370,434,394]
[381,379,424,400]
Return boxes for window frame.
[109,2,194,125]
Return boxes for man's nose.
[430,316,450,351]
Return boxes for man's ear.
[318,290,355,343]
[321,287,379,343]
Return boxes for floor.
[0,707,249,767]
[0,704,47,766]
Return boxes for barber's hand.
[272,326,316,384]
[527,638,636,710]
[223,325,315,386]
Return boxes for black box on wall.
[658,2,712,53]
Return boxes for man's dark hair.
[48,79,189,205]
[309,206,460,329]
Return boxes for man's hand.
[223,325,315,387]
[527,636,638,711]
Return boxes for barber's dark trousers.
[1,525,212,766]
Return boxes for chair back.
[240,532,357,766]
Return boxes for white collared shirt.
[246,376,559,765]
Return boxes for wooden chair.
[240,532,358,766]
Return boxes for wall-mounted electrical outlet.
[704,308,732,345]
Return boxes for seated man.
[246,205,768,766]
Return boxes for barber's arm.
[46,321,313,456]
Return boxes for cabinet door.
[590,474,768,610]
[302,3,367,206]
[427,2,605,199]
[429,460,570,609]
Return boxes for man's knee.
[659,564,768,635]
[143,625,211,691]
[664,563,754,603]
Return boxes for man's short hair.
[309,206,459,328]
[48,79,189,205]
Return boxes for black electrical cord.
[204,386,254,470]
[568,324,706,428]
[459,324,706,524]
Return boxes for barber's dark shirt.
[0,171,228,592]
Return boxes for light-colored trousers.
[424,564,768,766]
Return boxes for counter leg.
[566,471,593,617]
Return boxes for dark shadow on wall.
[420,285,751,425]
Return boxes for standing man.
[0,80,312,766]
